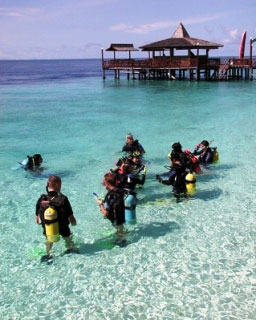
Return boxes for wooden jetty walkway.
[101,23,256,81]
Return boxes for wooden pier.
[101,23,256,81]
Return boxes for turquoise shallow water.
[1,66,256,319]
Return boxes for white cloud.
[110,13,227,34]
[230,29,239,39]
[0,7,43,18]
[220,27,244,46]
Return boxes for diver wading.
[35,175,78,260]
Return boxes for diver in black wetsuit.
[112,158,146,191]
[122,133,145,157]
[193,140,213,164]
[35,175,78,259]
[156,142,190,200]
[97,173,126,241]
[21,154,43,171]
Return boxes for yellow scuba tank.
[185,172,196,196]
[212,147,219,163]
[44,206,60,243]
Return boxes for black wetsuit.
[193,147,213,164]
[103,188,125,226]
[159,151,190,197]
[35,191,73,237]
[112,168,146,191]
[122,140,145,155]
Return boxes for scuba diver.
[20,154,43,171]
[156,142,195,200]
[168,142,192,177]
[156,156,187,200]
[35,175,78,260]
[113,158,147,191]
[111,158,147,224]
[122,133,145,157]
[97,172,126,242]
[193,140,214,164]
[128,154,146,176]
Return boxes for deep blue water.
[0,59,256,319]
[0,59,102,85]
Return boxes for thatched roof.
[140,23,223,51]
[106,44,138,51]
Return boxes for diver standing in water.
[156,142,193,201]
[35,175,78,261]
[19,154,43,171]
[193,140,213,164]
[122,133,145,157]
[97,172,126,245]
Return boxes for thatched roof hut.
[105,44,138,52]
[105,43,138,59]
[140,23,223,51]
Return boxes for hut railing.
[103,57,255,69]
[103,57,200,69]
[151,57,198,68]
[103,59,151,69]
[199,58,220,68]
[229,58,251,67]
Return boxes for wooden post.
[101,48,106,79]
[250,38,253,67]
[189,69,193,80]
[196,43,200,81]
[250,38,254,80]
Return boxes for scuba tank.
[212,147,219,163]
[124,192,137,225]
[185,172,196,196]
[44,206,60,243]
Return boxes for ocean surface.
[0,59,255,320]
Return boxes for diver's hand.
[156,175,163,183]
[97,199,103,206]
[35,215,41,224]
[195,143,201,150]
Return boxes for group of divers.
[18,134,218,261]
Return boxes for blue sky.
[1,0,256,59]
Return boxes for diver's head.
[172,142,182,152]
[47,175,62,192]
[120,159,133,174]
[33,154,43,166]
[126,133,134,144]
[201,140,209,147]
[103,172,119,190]
[131,155,140,164]
[26,154,43,170]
